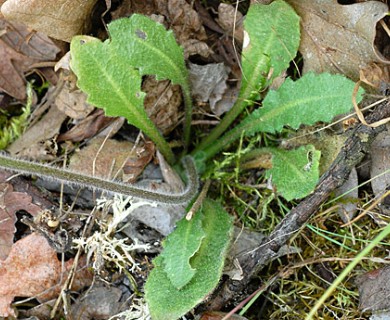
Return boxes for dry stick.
[204,99,390,312]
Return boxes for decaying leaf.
[287,0,390,80]
[143,76,183,135]
[57,109,124,143]
[0,182,42,261]
[370,124,390,207]
[155,0,207,44]
[69,137,154,183]
[335,168,358,223]
[0,18,59,100]
[200,311,248,320]
[0,233,93,317]
[70,285,122,320]
[189,62,234,116]
[1,0,99,42]
[217,3,244,44]
[7,104,67,159]
[357,265,390,313]
[55,80,95,119]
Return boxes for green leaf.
[70,35,175,163]
[160,210,205,289]
[199,72,365,163]
[95,15,193,148]
[242,72,365,134]
[108,14,189,88]
[240,0,301,101]
[145,199,233,320]
[266,145,321,200]
[194,0,300,152]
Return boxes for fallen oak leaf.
[0,233,93,317]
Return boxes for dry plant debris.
[0,18,59,100]
[0,233,93,317]
[0,182,42,260]
[1,0,99,42]
[287,0,389,80]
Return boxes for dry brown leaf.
[1,0,98,42]
[370,124,390,203]
[360,62,390,90]
[7,105,67,159]
[0,18,59,100]
[188,62,234,116]
[0,233,93,317]
[57,109,122,143]
[55,81,95,120]
[0,182,42,260]
[199,311,248,320]
[217,3,244,44]
[70,285,122,320]
[143,76,183,135]
[69,137,154,183]
[110,0,156,19]
[357,265,390,312]
[123,140,155,183]
[287,0,389,80]
[157,0,207,43]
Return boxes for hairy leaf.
[195,0,301,152]
[107,15,193,146]
[243,73,364,134]
[108,14,189,88]
[266,145,321,200]
[239,0,300,103]
[145,199,233,320]
[201,72,365,162]
[70,35,175,163]
[160,210,205,289]
[247,73,364,134]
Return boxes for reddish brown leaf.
[0,233,93,317]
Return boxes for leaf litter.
[0,19,59,100]
[0,0,389,319]
[287,0,390,80]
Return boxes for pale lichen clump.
[73,195,154,272]
[109,298,151,320]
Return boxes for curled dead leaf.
[217,3,244,44]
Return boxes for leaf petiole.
[0,153,199,204]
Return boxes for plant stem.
[0,153,198,204]
[143,123,175,164]
[193,95,250,154]
[194,118,253,165]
